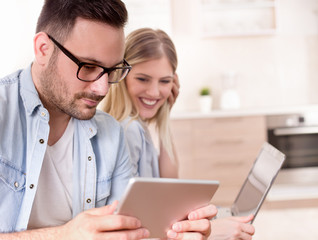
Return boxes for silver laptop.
[216,142,285,223]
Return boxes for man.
[0,0,216,239]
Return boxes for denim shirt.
[0,65,133,232]
[121,118,160,178]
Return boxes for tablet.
[116,177,219,238]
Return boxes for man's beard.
[39,57,104,120]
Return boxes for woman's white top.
[121,118,160,178]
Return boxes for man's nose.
[90,73,109,96]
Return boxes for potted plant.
[199,87,212,113]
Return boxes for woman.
[101,28,255,240]
[102,28,179,179]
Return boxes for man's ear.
[33,32,54,66]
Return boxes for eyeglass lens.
[78,63,130,83]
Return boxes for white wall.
[0,1,44,77]
[168,0,318,112]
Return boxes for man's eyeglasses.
[47,34,131,83]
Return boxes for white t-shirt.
[28,118,74,229]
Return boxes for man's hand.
[166,203,217,240]
[0,201,150,240]
[60,200,150,240]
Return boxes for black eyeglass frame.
[47,34,132,83]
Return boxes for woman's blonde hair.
[101,28,178,161]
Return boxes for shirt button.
[41,112,46,117]
[14,182,19,188]
[88,156,92,161]
[29,184,34,189]
[39,139,45,144]
[86,198,91,203]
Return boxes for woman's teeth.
[141,98,157,106]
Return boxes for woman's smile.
[140,97,158,107]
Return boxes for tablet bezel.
[116,177,219,238]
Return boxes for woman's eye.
[136,77,147,82]
[160,79,171,84]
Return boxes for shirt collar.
[19,64,42,116]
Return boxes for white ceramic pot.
[199,95,212,113]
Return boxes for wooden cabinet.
[170,115,267,205]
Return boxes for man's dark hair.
[36,0,128,42]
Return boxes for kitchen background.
[123,0,318,112]
[1,1,318,239]
[2,0,318,112]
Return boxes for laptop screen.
[231,142,285,219]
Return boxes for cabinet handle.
[274,126,318,136]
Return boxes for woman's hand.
[208,215,255,240]
[168,73,180,110]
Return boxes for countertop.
[170,104,318,119]
[253,206,318,240]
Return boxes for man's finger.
[93,214,142,232]
[167,230,205,240]
[86,201,118,216]
[188,204,218,220]
[172,219,210,233]
[100,228,150,240]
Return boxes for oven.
[266,113,318,200]
[267,114,318,169]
